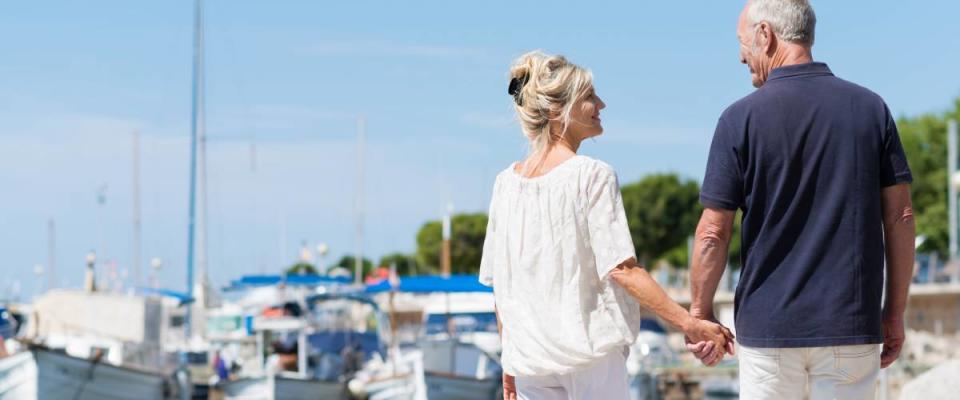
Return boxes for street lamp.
[150,258,163,288]
[84,251,97,292]
[33,264,44,299]
[299,241,313,263]
[316,243,329,275]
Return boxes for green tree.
[286,262,318,275]
[661,241,691,269]
[415,213,489,274]
[896,98,960,258]
[621,173,703,266]
[378,253,423,276]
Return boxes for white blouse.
[479,155,642,377]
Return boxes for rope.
[70,350,104,400]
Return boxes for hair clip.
[508,74,530,105]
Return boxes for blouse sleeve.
[478,177,499,287]
[586,163,637,279]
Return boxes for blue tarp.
[364,274,492,294]
[0,307,15,338]
[135,287,195,304]
[223,274,352,291]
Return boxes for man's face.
[737,6,766,88]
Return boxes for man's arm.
[686,207,737,365]
[879,183,914,368]
[689,208,736,320]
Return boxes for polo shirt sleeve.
[586,163,637,279]
[700,117,745,210]
[879,106,913,187]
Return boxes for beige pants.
[738,344,880,400]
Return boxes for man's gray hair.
[747,0,817,46]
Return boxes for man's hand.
[881,314,905,368]
[502,373,516,400]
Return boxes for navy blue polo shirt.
[701,62,912,348]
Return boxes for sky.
[1,1,959,300]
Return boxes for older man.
[687,0,915,398]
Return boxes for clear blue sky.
[1,1,958,299]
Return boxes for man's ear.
[759,22,777,55]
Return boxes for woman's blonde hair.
[509,50,594,158]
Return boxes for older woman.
[479,50,733,400]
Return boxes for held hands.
[502,373,517,400]
[684,314,735,366]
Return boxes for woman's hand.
[683,318,734,366]
[502,373,517,400]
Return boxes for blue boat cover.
[0,307,15,338]
[364,275,493,294]
[224,274,352,291]
[134,287,195,304]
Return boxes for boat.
[220,292,423,400]
[346,346,425,400]
[26,289,190,371]
[0,345,179,400]
[420,339,502,400]
[218,307,348,400]
[221,373,344,400]
[365,275,501,400]
[310,293,425,400]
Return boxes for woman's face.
[565,86,606,141]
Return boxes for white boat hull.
[222,375,345,400]
[361,374,420,400]
[0,348,171,400]
[420,338,501,400]
[0,352,35,399]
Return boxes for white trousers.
[515,350,630,400]
[738,343,880,400]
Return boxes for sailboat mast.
[47,219,56,290]
[196,0,210,311]
[185,0,204,338]
[355,117,365,284]
[133,130,142,287]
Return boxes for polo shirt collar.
[767,62,833,81]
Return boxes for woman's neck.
[518,144,578,177]
[556,138,579,153]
